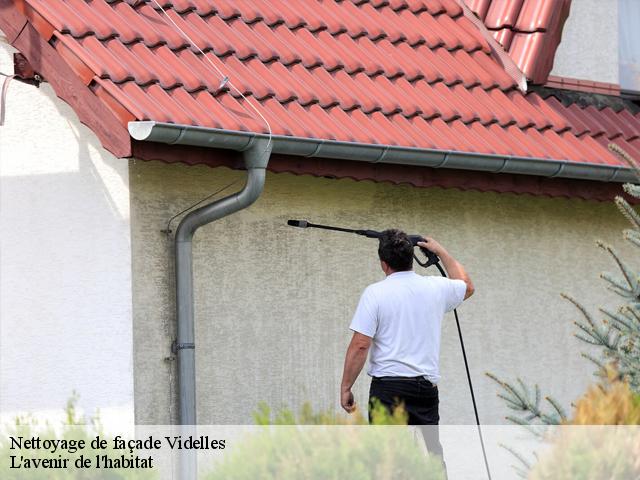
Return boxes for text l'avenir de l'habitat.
[9,435,226,469]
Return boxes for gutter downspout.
[174,138,271,428]
[175,139,270,480]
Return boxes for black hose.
[436,263,492,480]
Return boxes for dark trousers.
[369,377,446,466]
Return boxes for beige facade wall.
[130,160,630,425]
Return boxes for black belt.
[373,376,435,386]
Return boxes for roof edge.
[0,2,132,157]
[128,121,636,184]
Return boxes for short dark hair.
[377,229,413,271]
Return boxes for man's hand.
[418,237,475,299]
[341,388,356,413]
[340,332,371,413]
[417,237,444,256]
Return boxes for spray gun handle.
[408,235,440,268]
[354,229,439,268]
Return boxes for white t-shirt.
[349,271,467,384]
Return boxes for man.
[339,229,474,459]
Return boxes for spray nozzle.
[287,219,309,228]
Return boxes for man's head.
[377,229,413,274]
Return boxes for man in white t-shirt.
[339,229,474,460]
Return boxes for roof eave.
[128,121,635,184]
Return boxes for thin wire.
[163,179,240,233]
[149,0,272,151]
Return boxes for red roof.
[2,0,640,198]
[465,0,572,84]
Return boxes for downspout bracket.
[172,341,195,354]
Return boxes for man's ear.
[380,260,389,274]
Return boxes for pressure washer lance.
[287,219,493,480]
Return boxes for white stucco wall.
[551,0,619,84]
[130,160,631,426]
[0,41,134,430]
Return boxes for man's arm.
[340,332,372,413]
[418,237,475,299]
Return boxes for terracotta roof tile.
[466,0,571,84]
[491,27,514,50]
[567,104,606,138]
[65,0,119,39]
[524,92,568,132]
[605,137,640,164]
[2,0,638,177]
[113,2,178,48]
[515,0,560,32]
[484,0,524,29]
[612,109,640,141]
[545,96,590,137]
[466,0,491,19]
[494,124,528,154]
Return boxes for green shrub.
[203,401,444,480]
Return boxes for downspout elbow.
[175,139,272,242]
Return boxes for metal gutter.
[129,121,636,183]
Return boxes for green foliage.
[252,399,408,426]
[0,393,156,480]
[253,401,351,425]
[484,374,567,427]
[204,402,443,480]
